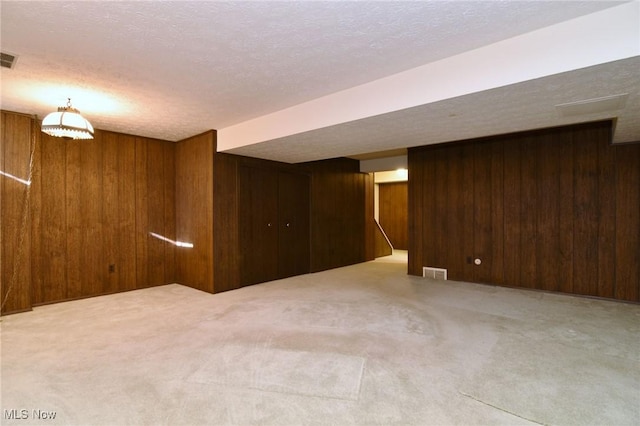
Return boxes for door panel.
[278,171,310,278]
[238,166,279,286]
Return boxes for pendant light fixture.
[41,98,94,140]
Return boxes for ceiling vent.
[1,52,18,69]
[555,93,628,117]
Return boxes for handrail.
[374,220,393,258]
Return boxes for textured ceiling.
[1,1,638,164]
[228,57,640,163]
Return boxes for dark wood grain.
[519,134,538,289]
[101,131,119,294]
[364,172,376,261]
[118,133,138,292]
[213,153,240,292]
[38,133,67,303]
[65,138,82,300]
[278,171,310,279]
[557,131,574,295]
[472,141,493,284]
[0,111,34,314]
[238,165,279,286]
[615,143,640,301]
[536,131,561,292]
[408,121,635,301]
[80,134,104,296]
[407,149,423,276]
[175,131,215,293]
[306,158,369,272]
[572,131,599,296]
[445,146,465,280]
[502,139,521,288]
[596,127,616,299]
[379,182,408,250]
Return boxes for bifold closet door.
[238,166,279,286]
[278,171,310,279]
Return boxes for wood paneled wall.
[408,121,640,302]
[34,130,176,305]
[35,129,176,305]
[1,111,35,314]
[306,157,375,272]
[175,131,215,293]
[1,110,177,315]
[212,152,240,293]
[379,182,408,249]
[212,154,375,292]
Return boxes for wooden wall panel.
[502,139,521,288]
[213,153,240,292]
[81,136,104,296]
[536,131,562,293]
[572,131,599,296]
[409,121,639,302]
[433,147,448,270]
[407,150,423,275]
[100,132,138,294]
[519,135,538,289]
[364,172,376,261]
[144,139,176,287]
[117,134,138,292]
[557,132,575,295]
[379,182,408,250]
[461,144,475,280]
[29,117,43,305]
[489,141,505,284]
[38,134,67,303]
[102,131,120,294]
[65,139,82,299]
[0,111,34,314]
[615,143,640,301]
[135,137,149,289]
[175,131,215,293]
[445,146,465,280]
[421,149,438,273]
[163,141,177,284]
[1,111,177,314]
[595,127,616,299]
[306,158,370,272]
[473,140,504,285]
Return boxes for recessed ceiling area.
[1,1,638,164]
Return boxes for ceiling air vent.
[555,93,628,117]
[1,52,18,69]
[423,267,447,280]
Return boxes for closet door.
[238,166,279,286]
[278,171,310,278]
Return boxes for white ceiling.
[1,1,638,164]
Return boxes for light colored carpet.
[1,251,639,425]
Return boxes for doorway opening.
[374,169,408,263]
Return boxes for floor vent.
[1,52,17,69]
[423,267,447,280]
